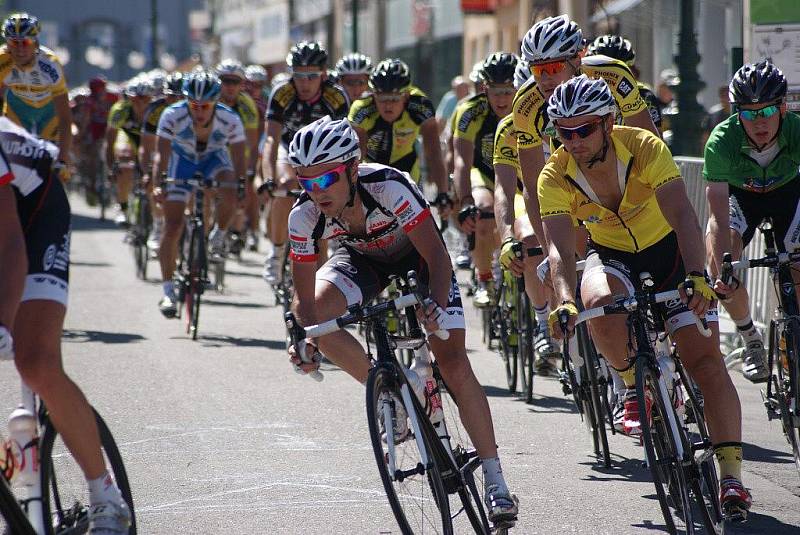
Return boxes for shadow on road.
[629,519,670,533]
[525,393,577,414]
[742,441,793,465]
[201,298,266,310]
[224,269,266,280]
[196,334,284,349]
[580,455,653,484]
[482,385,517,398]
[71,260,112,268]
[63,329,146,344]
[71,213,117,232]
[725,511,799,534]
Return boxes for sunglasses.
[293,71,323,80]
[739,104,780,121]
[7,37,35,48]
[298,163,347,192]
[531,60,570,77]
[220,77,242,85]
[375,93,404,103]
[486,85,516,97]
[555,118,604,141]
[189,100,214,112]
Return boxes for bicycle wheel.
[578,324,611,467]
[366,366,452,535]
[185,226,204,340]
[39,409,136,535]
[637,358,695,534]
[774,320,800,475]
[0,476,37,535]
[496,277,518,393]
[434,363,491,534]
[518,289,535,403]
[132,195,148,280]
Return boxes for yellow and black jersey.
[492,114,523,193]
[108,99,144,148]
[512,54,647,150]
[224,92,259,130]
[141,97,172,135]
[348,86,435,182]
[266,79,349,148]
[453,93,500,182]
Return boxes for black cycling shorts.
[15,176,71,306]
[584,232,717,335]
[317,246,465,331]
[728,178,800,252]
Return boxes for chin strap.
[586,129,611,169]
[742,114,782,152]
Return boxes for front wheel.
[366,366,452,535]
[39,409,136,535]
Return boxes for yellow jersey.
[538,126,681,253]
[512,54,647,151]
[492,113,523,194]
[223,92,259,130]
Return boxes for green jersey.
[703,112,800,192]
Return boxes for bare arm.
[624,108,659,138]
[705,181,731,274]
[542,214,577,305]
[406,216,453,309]
[152,136,172,185]
[656,179,706,274]
[245,127,259,174]
[261,120,282,180]
[452,137,474,203]
[229,140,246,181]
[104,127,118,173]
[420,118,447,193]
[139,132,157,178]
[493,163,517,242]
[0,187,27,328]
[518,146,546,241]
[53,93,73,162]
[290,260,320,327]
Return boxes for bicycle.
[287,271,515,534]
[562,275,724,534]
[1,380,136,534]
[127,177,152,281]
[721,220,800,477]
[258,181,301,318]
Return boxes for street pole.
[671,0,706,156]
[352,0,358,52]
[151,0,158,68]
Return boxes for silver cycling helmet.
[335,53,373,76]
[288,115,361,168]
[514,59,532,89]
[245,64,268,83]
[547,74,616,120]
[521,15,583,63]
[215,58,246,80]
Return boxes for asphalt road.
[2,195,798,534]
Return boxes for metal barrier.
[676,157,776,334]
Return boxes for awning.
[591,0,645,23]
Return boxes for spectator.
[436,75,470,133]
[701,85,732,147]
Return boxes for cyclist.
[492,57,560,365]
[152,71,246,317]
[140,72,185,252]
[513,15,657,244]
[261,41,349,284]
[705,60,800,383]
[348,59,449,203]
[244,64,270,251]
[286,116,518,524]
[74,76,119,203]
[335,52,373,103]
[541,75,751,517]
[105,77,154,225]
[0,117,131,532]
[0,13,73,173]
[585,34,663,132]
[216,59,261,252]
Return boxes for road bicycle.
[127,178,152,281]
[287,271,516,534]
[0,380,135,534]
[563,275,724,534]
[721,219,800,478]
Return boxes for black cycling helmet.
[729,60,787,105]
[287,41,328,69]
[369,59,411,93]
[479,53,518,85]
[587,35,635,66]
[164,72,184,96]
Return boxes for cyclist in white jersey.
[152,71,246,317]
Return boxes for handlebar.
[257,180,302,199]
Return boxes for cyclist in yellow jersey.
[0,13,73,171]
[512,15,657,243]
[541,75,751,516]
[216,59,261,252]
[349,59,449,203]
[492,58,560,363]
[106,78,154,225]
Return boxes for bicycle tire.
[578,324,611,467]
[132,194,148,280]
[517,288,534,402]
[0,475,37,535]
[365,366,452,535]
[185,225,204,340]
[774,319,800,475]
[494,277,518,393]
[39,408,137,535]
[637,358,695,534]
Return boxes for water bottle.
[409,354,444,425]
[657,352,676,397]
[7,406,38,486]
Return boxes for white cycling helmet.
[288,115,361,168]
[245,64,268,83]
[514,59,532,89]
[215,58,246,79]
[521,15,583,63]
[335,53,373,76]
[124,76,155,98]
[547,74,616,120]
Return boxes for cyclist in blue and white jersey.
[152,71,246,317]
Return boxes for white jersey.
[156,101,245,161]
[288,163,432,263]
[0,117,57,196]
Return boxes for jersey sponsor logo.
[589,69,621,82]
[617,78,634,98]
[620,102,640,113]
[37,60,59,83]
[394,199,412,216]
[499,146,517,159]
[517,131,535,145]
[1,137,52,160]
[402,208,430,232]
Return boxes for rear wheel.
[40,409,137,535]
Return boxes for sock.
[613,365,636,388]
[478,270,494,282]
[714,442,743,480]
[533,302,549,327]
[162,280,174,297]
[272,242,286,259]
[87,470,123,506]
[734,315,761,344]
[481,456,509,494]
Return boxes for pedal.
[761,390,781,421]
[722,503,748,524]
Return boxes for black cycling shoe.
[159,295,177,318]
